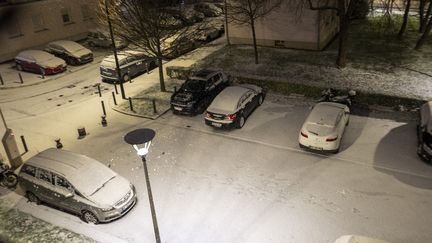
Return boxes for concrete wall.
[227,0,339,50]
[0,0,98,62]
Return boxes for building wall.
[0,0,98,62]
[227,0,339,50]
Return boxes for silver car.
[18,148,137,224]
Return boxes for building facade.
[0,0,98,62]
[226,1,339,50]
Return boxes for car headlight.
[101,207,114,212]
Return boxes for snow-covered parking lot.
[3,95,432,243]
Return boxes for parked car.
[164,35,197,59]
[18,148,137,224]
[87,29,128,49]
[194,2,222,17]
[171,69,229,115]
[417,101,432,162]
[165,7,204,25]
[15,50,66,75]
[195,26,222,42]
[45,40,93,65]
[204,84,264,129]
[298,102,350,153]
[100,50,157,83]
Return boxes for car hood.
[87,175,131,206]
[172,90,202,102]
[71,48,92,58]
[38,57,66,68]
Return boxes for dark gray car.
[18,148,137,224]
[100,50,157,83]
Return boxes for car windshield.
[183,78,206,92]
[62,42,85,53]
[33,51,55,62]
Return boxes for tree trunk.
[224,0,230,45]
[415,14,432,50]
[336,0,349,68]
[419,0,427,32]
[157,56,166,92]
[251,18,259,64]
[398,0,411,38]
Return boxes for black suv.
[171,69,229,115]
[418,101,432,163]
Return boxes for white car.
[299,102,350,153]
[45,40,93,65]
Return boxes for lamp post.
[104,0,126,99]
[124,128,160,243]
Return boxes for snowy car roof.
[48,40,85,52]
[307,102,348,127]
[16,50,56,62]
[207,86,251,113]
[101,50,149,65]
[25,148,117,197]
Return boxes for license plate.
[212,122,222,127]
[174,106,182,111]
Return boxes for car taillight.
[326,136,338,142]
[300,131,308,138]
[225,114,236,121]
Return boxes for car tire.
[26,191,41,205]
[16,64,23,71]
[82,210,99,224]
[258,95,264,106]
[236,113,245,129]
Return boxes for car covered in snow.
[15,50,66,75]
[45,40,93,65]
[417,100,432,163]
[165,6,204,25]
[100,50,157,83]
[299,102,350,153]
[87,29,128,49]
[194,2,222,17]
[171,69,229,115]
[204,84,264,129]
[18,148,137,224]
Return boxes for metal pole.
[101,101,106,116]
[112,92,117,105]
[18,73,23,84]
[128,97,134,112]
[0,73,4,85]
[114,82,118,94]
[105,0,126,99]
[0,108,8,129]
[141,156,161,243]
[20,135,28,152]
[152,99,157,114]
[98,84,102,97]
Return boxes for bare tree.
[398,0,412,38]
[307,0,362,68]
[415,8,432,49]
[227,0,282,64]
[419,0,431,33]
[98,0,194,92]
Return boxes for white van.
[19,148,137,224]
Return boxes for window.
[22,165,36,177]
[38,169,52,184]
[55,175,73,192]
[81,4,92,21]
[274,40,284,47]
[61,8,72,24]
[7,21,22,38]
[32,14,46,32]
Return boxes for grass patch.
[118,79,183,118]
[0,200,96,243]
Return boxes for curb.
[111,106,171,120]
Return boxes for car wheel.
[258,95,264,106]
[26,191,41,204]
[82,210,99,224]
[16,64,23,71]
[123,74,130,83]
[236,113,245,129]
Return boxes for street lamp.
[124,128,160,243]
